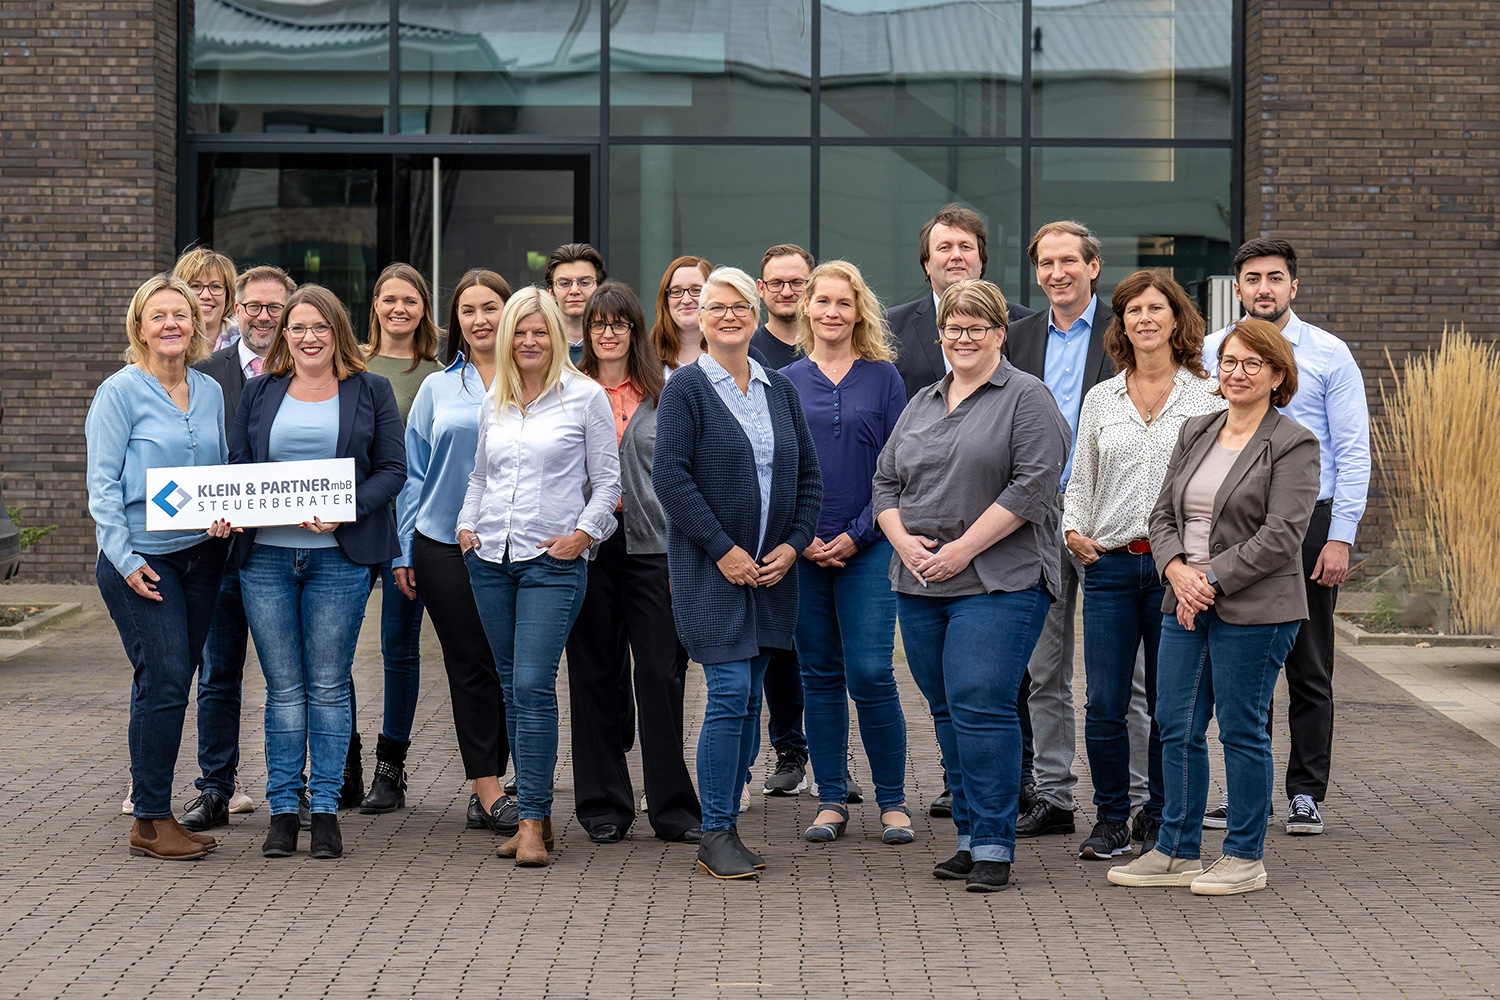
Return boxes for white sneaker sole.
[1107,866,1204,887]
[762,777,807,796]
[1202,815,1228,830]
[1285,820,1323,835]
[1191,873,1268,895]
[121,801,133,816]
[1080,844,1134,860]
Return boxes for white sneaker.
[227,775,257,814]
[739,785,751,813]
[121,780,133,816]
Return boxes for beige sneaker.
[1190,855,1268,895]
[121,780,134,816]
[1107,850,1205,887]
[227,775,257,814]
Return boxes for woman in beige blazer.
[1107,317,1319,897]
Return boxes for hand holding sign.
[146,459,357,531]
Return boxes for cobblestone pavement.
[2,587,1500,999]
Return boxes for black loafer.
[179,792,229,832]
[1015,799,1075,838]
[933,850,973,880]
[466,794,487,830]
[1019,781,1040,817]
[965,860,1012,892]
[262,814,299,858]
[483,795,520,837]
[928,784,954,818]
[588,823,626,844]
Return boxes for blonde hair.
[938,279,1011,332]
[797,260,895,363]
[493,287,572,416]
[125,273,212,366]
[172,246,238,322]
[265,284,368,380]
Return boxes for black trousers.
[1275,499,1339,802]
[412,532,509,780]
[762,648,808,762]
[564,514,701,840]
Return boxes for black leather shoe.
[697,831,756,879]
[178,792,228,832]
[666,826,703,844]
[728,825,766,869]
[339,733,365,810]
[297,788,312,831]
[1015,799,1075,838]
[483,795,520,837]
[588,823,626,844]
[1019,781,1040,817]
[360,734,408,814]
[933,850,973,880]
[466,794,487,830]
[502,775,517,796]
[965,860,1012,892]
[309,812,343,859]
[928,783,953,819]
[262,814,299,857]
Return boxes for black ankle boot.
[339,732,364,809]
[360,734,409,814]
[262,814,300,858]
[696,830,756,879]
[310,812,343,859]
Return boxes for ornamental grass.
[1372,328,1500,634]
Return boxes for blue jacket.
[652,362,822,664]
[229,371,406,567]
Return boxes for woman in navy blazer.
[230,283,406,861]
[653,266,822,880]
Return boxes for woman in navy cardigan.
[652,266,822,880]
[230,283,406,861]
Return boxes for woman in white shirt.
[457,286,622,868]
[1062,270,1225,860]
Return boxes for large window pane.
[820,146,1023,309]
[190,0,390,134]
[1030,146,1232,309]
[821,1,1022,138]
[1032,0,1232,140]
[608,145,811,297]
[398,1,601,135]
[609,0,812,137]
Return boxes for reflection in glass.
[820,146,1022,308]
[1032,0,1232,139]
[609,146,810,296]
[189,0,391,134]
[821,0,1022,138]
[1030,146,1232,309]
[398,0,601,135]
[609,0,812,136]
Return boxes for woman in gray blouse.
[872,279,1070,893]
[1107,317,1318,897]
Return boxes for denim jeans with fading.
[698,651,773,832]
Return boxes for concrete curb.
[1334,612,1499,648]
[0,602,83,639]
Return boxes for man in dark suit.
[177,264,295,834]
[887,203,1034,403]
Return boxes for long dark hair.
[1105,269,1209,378]
[443,268,513,366]
[581,281,666,406]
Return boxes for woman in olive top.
[353,263,445,813]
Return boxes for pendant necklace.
[1134,376,1173,425]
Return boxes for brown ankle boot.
[514,818,551,867]
[130,818,208,860]
[172,817,217,852]
[497,816,553,858]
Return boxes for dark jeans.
[898,585,1051,863]
[699,651,772,831]
[371,560,424,743]
[196,565,247,799]
[1082,550,1164,823]
[1279,500,1339,801]
[1156,609,1301,860]
[411,533,508,780]
[467,547,587,821]
[564,514,700,840]
[97,539,227,820]
[762,648,807,763]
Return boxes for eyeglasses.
[1219,356,1264,375]
[589,320,633,335]
[240,302,285,318]
[666,285,703,300]
[703,303,754,319]
[287,323,332,337]
[762,279,807,294]
[551,277,597,292]
[939,324,997,341]
[189,282,227,297]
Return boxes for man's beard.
[1247,299,1288,324]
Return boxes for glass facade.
[185,0,1240,319]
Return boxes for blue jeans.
[196,565,247,799]
[898,585,1050,863]
[699,651,772,832]
[372,560,424,742]
[466,548,587,821]
[795,539,905,807]
[240,544,371,815]
[1155,609,1301,861]
[97,540,227,820]
[1082,550,1164,823]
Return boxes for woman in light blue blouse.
[88,273,235,862]
[393,268,519,837]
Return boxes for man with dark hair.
[546,243,607,365]
[751,243,815,370]
[1203,237,1369,838]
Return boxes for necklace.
[1131,374,1174,424]
[815,354,854,379]
[143,362,187,397]
[296,374,337,391]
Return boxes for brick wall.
[1,2,178,581]
[1243,1,1500,572]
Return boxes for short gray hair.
[700,266,762,323]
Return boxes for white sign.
[145,459,357,530]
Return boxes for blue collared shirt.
[1044,295,1097,487]
[395,353,486,568]
[85,366,228,578]
[698,353,776,552]
[1204,310,1370,544]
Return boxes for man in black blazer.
[887,203,1034,403]
[178,264,295,834]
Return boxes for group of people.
[87,204,1368,896]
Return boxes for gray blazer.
[618,398,668,555]
[1149,408,1320,625]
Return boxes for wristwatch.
[1206,569,1224,595]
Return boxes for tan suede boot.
[513,818,551,867]
[497,816,552,858]
[130,818,208,860]
[172,817,218,852]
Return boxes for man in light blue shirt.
[1203,238,1371,838]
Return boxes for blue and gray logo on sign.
[152,481,194,517]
